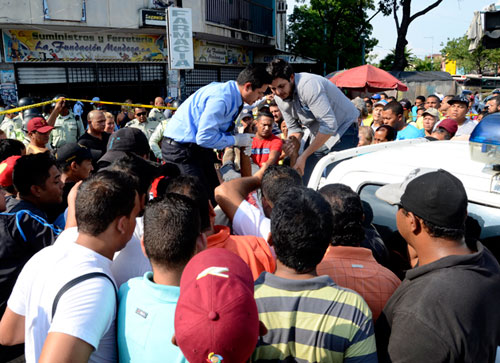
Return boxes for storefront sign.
[167,8,194,69]
[140,9,167,27]
[194,40,251,65]
[2,30,168,63]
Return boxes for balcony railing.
[206,0,273,37]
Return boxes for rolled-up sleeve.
[196,97,236,149]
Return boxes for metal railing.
[206,0,273,36]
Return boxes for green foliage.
[286,0,378,73]
[378,47,414,70]
[440,35,500,74]
[410,57,441,71]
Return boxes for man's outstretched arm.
[214,166,266,221]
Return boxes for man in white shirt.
[446,95,477,137]
[0,170,141,363]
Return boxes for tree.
[411,57,441,71]
[287,0,378,73]
[378,47,414,70]
[378,0,443,71]
[441,35,500,74]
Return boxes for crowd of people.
[0,60,499,363]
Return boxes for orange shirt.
[207,225,275,280]
[317,246,400,321]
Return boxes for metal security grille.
[184,67,218,96]
[98,65,139,83]
[184,66,244,97]
[220,67,243,82]
[68,66,96,83]
[140,64,165,82]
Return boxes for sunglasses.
[136,112,147,116]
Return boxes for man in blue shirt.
[117,193,206,363]
[161,64,272,203]
[382,101,424,140]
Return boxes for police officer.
[125,107,159,141]
[0,105,24,142]
[148,97,167,123]
[49,96,85,150]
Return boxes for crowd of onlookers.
[352,91,488,147]
[0,70,499,363]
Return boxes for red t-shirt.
[251,135,283,167]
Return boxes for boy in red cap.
[26,117,54,155]
[174,248,260,363]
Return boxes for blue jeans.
[302,122,359,185]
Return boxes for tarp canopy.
[388,71,453,82]
[329,64,408,92]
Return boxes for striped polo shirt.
[252,272,377,363]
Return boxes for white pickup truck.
[307,137,500,261]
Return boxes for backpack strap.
[51,272,117,321]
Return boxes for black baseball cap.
[447,95,469,106]
[376,168,468,229]
[55,143,92,167]
[98,128,150,165]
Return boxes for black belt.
[164,137,197,149]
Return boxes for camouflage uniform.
[148,108,167,123]
[0,117,25,141]
[149,118,170,159]
[49,111,85,149]
[125,118,160,141]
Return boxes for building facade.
[0,0,290,105]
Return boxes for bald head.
[154,97,165,107]
[87,110,106,134]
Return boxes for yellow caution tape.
[0,98,177,116]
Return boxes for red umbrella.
[329,64,408,92]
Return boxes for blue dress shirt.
[163,81,242,149]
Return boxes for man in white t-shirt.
[215,164,302,239]
[0,170,141,362]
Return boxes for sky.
[285,0,499,62]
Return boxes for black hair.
[257,110,274,121]
[400,207,465,241]
[434,127,452,140]
[107,153,160,196]
[489,95,500,106]
[268,100,278,108]
[427,95,441,102]
[163,174,210,232]
[266,59,294,82]
[383,101,404,116]
[386,96,397,103]
[261,165,302,205]
[76,170,138,236]
[143,193,200,269]
[0,139,25,162]
[319,184,365,247]
[375,125,397,141]
[236,64,272,90]
[271,187,333,273]
[13,153,57,197]
[416,95,426,102]
[380,92,388,98]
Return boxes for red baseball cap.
[437,118,458,137]
[0,155,21,187]
[27,117,54,133]
[175,248,259,363]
